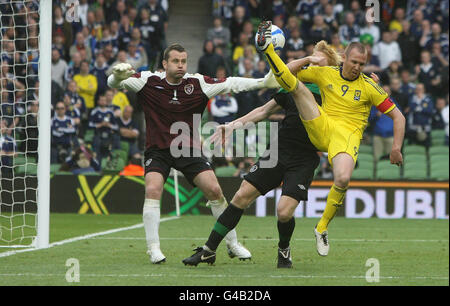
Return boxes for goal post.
[36,0,52,249]
[0,0,51,249]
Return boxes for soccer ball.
[270,25,285,51]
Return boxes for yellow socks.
[263,44,298,92]
[316,184,347,233]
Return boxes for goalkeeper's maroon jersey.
[108,70,266,151]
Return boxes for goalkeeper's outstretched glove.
[112,63,135,81]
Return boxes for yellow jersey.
[112,91,130,112]
[73,74,98,109]
[297,66,395,133]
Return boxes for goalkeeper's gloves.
[112,63,135,81]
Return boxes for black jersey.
[272,89,318,154]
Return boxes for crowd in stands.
[0,0,448,180]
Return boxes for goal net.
[0,0,51,248]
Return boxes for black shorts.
[144,148,213,186]
[244,149,319,202]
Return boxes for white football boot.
[147,244,166,264]
[227,242,252,261]
[314,227,329,256]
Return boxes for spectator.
[229,5,248,48]
[284,15,300,41]
[119,14,132,51]
[104,88,122,118]
[0,89,20,129]
[372,31,402,70]
[349,0,365,26]
[424,23,449,57]
[209,86,238,125]
[307,14,331,44]
[296,0,319,33]
[432,96,447,130]
[63,94,81,131]
[285,27,306,60]
[207,17,231,55]
[399,70,416,99]
[65,80,87,118]
[52,5,73,60]
[232,32,256,65]
[338,12,361,46]
[237,45,259,76]
[410,9,425,40]
[415,50,440,96]
[118,105,142,160]
[323,3,339,33]
[90,53,109,99]
[197,40,226,78]
[51,48,68,89]
[397,20,421,70]
[212,0,234,20]
[389,7,406,33]
[51,101,76,164]
[22,101,39,158]
[60,145,101,174]
[65,51,82,83]
[69,32,93,64]
[407,83,434,147]
[130,27,154,68]
[141,0,169,55]
[330,33,345,54]
[73,60,98,110]
[360,19,381,45]
[126,41,148,72]
[89,95,119,162]
[369,86,396,161]
[380,60,402,86]
[0,119,17,177]
[389,77,410,114]
[361,35,381,75]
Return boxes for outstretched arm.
[386,107,405,166]
[211,100,282,144]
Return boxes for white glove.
[112,63,135,81]
[263,71,281,89]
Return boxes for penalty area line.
[0,216,180,258]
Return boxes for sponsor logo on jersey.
[354,90,361,101]
[249,165,258,173]
[298,184,306,190]
[145,158,152,167]
[327,84,333,90]
[184,84,194,95]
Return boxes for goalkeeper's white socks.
[143,199,166,264]
[207,197,252,260]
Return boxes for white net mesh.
[0,0,40,247]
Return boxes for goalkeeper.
[107,43,279,264]
[255,21,405,256]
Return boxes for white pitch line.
[0,216,180,258]
[0,272,447,281]
[92,237,449,243]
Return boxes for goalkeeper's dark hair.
[344,42,367,57]
[163,43,186,61]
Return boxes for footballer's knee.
[277,208,293,223]
[333,171,351,189]
[203,183,223,201]
[145,183,163,200]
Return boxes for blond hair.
[313,40,342,66]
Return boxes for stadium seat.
[430,168,449,181]
[50,164,61,173]
[403,168,428,180]
[357,153,374,164]
[429,146,449,156]
[214,166,237,177]
[376,160,393,171]
[403,145,426,155]
[430,158,449,172]
[352,168,373,179]
[431,129,446,146]
[112,149,128,164]
[101,157,125,174]
[359,144,373,154]
[376,168,401,180]
[403,154,427,165]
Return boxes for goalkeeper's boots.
[314,226,329,256]
[147,245,166,264]
[255,20,273,52]
[182,247,216,266]
[227,242,252,261]
[277,247,292,268]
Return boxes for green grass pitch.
[0,214,448,286]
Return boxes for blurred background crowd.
[0,0,448,180]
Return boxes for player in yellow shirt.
[256,21,405,256]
